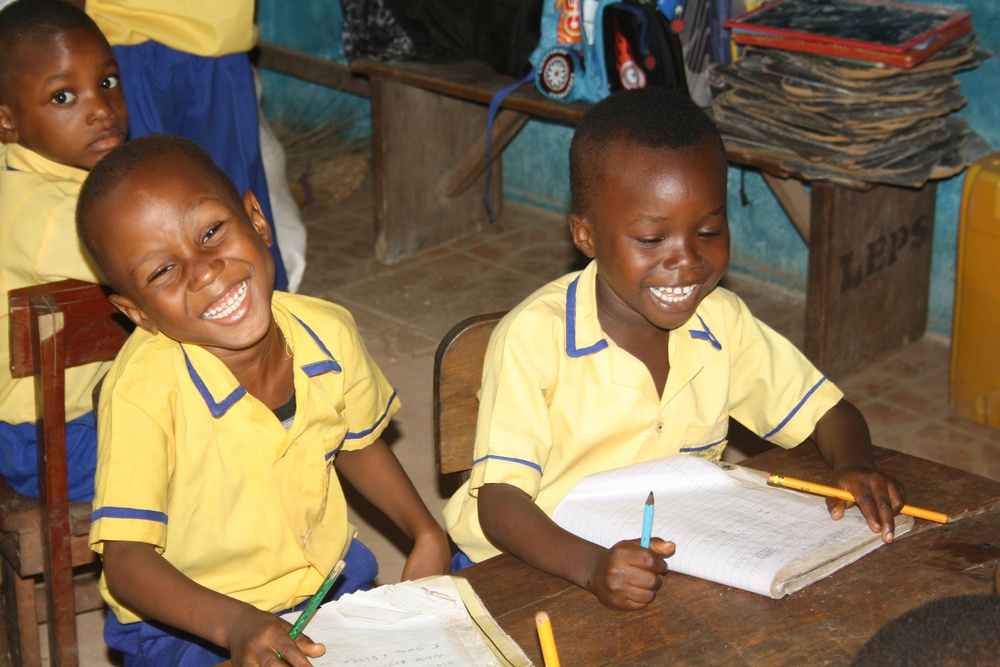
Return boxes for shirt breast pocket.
[678,421,729,461]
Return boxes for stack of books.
[711,0,988,187]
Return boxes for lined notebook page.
[553,455,897,597]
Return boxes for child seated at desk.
[0,0,128,501]
[443,87,906,610]
[77,134,451,666]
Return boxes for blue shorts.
[104,539,379,666]
[0,412,97,502]
[451,551,475,572]
[112,41,288,291]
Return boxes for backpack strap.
[483,68,536,221]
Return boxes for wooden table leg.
[368,77,504,264]
[805,180,937,379]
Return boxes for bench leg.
[2,560,42,667]
[368,77,504,264]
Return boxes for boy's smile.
[91,150,278,360]
[0,27,127,170]
[571,139,730,335]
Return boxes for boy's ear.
[108,294,159,336]
[569,213,597,259]
[0,105,19,144]
[242,190,273,247]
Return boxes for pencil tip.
[646,491,654,504]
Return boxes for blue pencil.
[641,491,654,548]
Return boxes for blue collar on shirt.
[564,274,724,358]
[183,314,343,418]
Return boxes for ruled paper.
[552,455,908,597]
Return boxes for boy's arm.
[808,399,906,542]
[101,541,325,666]
[477,482,674,610]
[334,439,451,580]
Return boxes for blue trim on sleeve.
[325,441,344,461]
[472,454,543,474]
[92,506,168,524]
[763,376,829,439]
[680,437,727,453]
[344,389,398,441]
[688,314,722,350]
[292,315,343,376]
[183,349,246,418]
[565,277,608,358]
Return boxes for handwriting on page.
[553,455,890,597]
[300,578,501,666]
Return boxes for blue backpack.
[483,0,689,218]
[528,0,689,103]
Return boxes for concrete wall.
[258,0,998,335]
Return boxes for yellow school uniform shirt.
[89,292,399,623]
[86,0,257,57]
[0,143,107,426]
[444,261,844,562]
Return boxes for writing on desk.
[839,214,930,294]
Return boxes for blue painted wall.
[258,0,998,335]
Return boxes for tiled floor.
[55,175,1000,665]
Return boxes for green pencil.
[288,559,346,640]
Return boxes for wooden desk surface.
[457,447,1000,666]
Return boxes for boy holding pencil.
[444,87,907,610]
[78,135,451,666]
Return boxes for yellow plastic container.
[950,152,1000,429]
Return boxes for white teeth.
[650,284,696,303]
[202,281,248,320]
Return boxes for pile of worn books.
[711,6,990,189]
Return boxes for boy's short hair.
[850,594,1000,666]
[76,134,242,286]
[569,88,726,217]
[0,0,103,104]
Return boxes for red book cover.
[726,0,972,67]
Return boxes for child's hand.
[829,467,905,544]
[401,526,452,581]
[225,604,325,667]
[590,538,674,610]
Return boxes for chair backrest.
[7,279,132,666]
[433,312,506,478]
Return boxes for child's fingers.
[825,496,851,520]
[294,633,327,658]
[649,538,676,560]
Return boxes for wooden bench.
[255,43,938,378]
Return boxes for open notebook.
[553,455,912,598]
[284,575,531,666]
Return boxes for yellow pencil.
[535,610,562,667]
[767,474,948,523]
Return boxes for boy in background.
[77,134,451,666]
[84,0,303,291]
[444,87,906,610]
[0,0,127,501]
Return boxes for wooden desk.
[457,446,1000,666]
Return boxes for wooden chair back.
[3,279,132,667]
[433,312,505,479]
